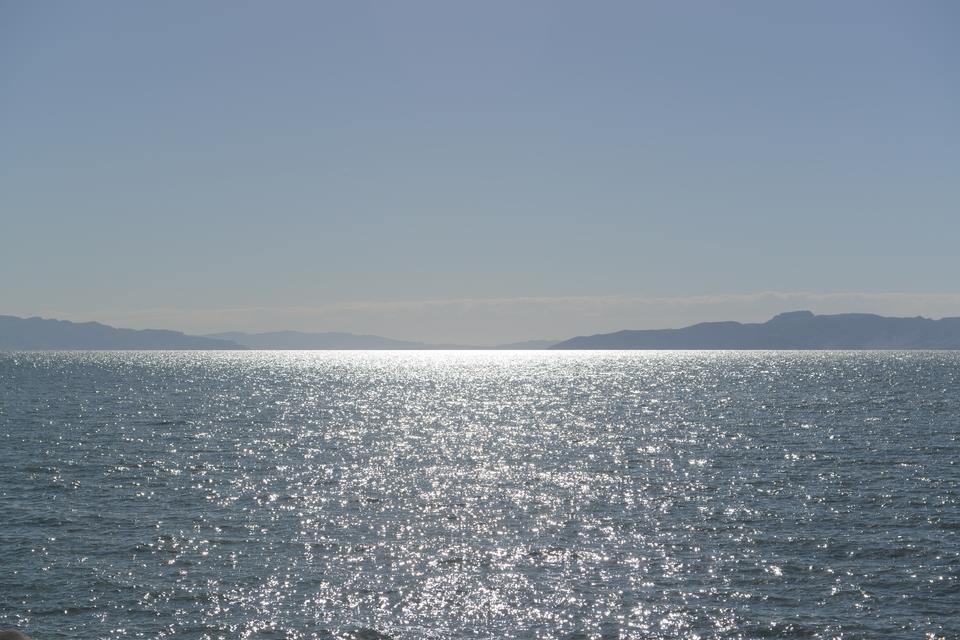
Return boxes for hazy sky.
[2,1,958,344]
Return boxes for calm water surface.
[0,351,958,639]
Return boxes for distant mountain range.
[4,311,960,351]
[0,315,241,350]
[551,311,960,349]
[0,315,558,350]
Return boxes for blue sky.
[2,1,958,343]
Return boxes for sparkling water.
[1,351,958,639]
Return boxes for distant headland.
[551,311,960,350]
[0,315,242,350]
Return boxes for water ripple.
[0,351,958,638]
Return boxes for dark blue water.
[1,351,958,639]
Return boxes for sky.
[2,1,958,344]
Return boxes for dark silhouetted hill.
[0,315,243,350]
[551,311,960,350]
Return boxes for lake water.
[1,351,958,639]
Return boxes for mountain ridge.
[0,315,242,350]
[5,311,960,351]
[551,311,960,350]
[0,315,555,350]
